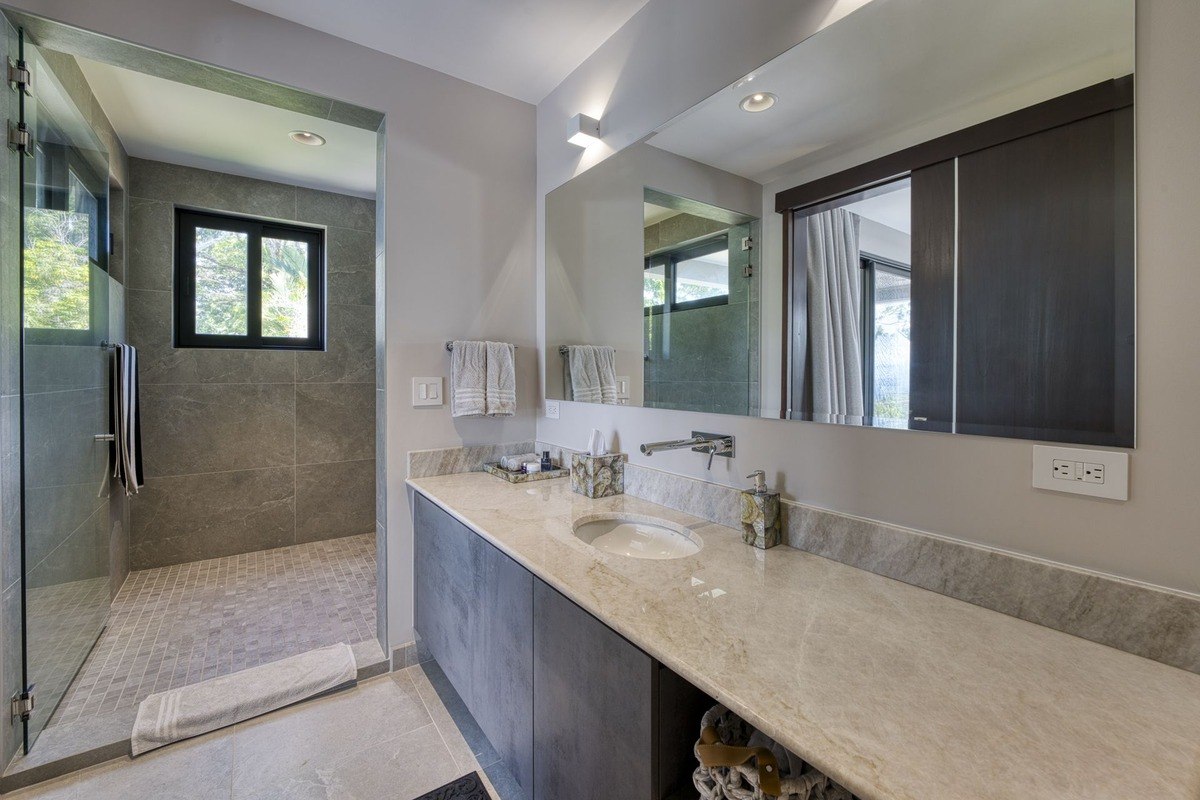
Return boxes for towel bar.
[444,341,519,351]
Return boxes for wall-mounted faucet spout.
[639,432,734,469]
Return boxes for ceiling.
[647,0,1133,185]
[229,0,650,104]
[78,58,377,197]
[844,186,911,234]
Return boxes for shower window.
[643,235,730,314]
[175,208,325,350]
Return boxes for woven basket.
[692,705,856,800]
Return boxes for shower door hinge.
[741,235,754,251]
[7,58,30,95]
[10,687,34,723]
[7,121,32,154]
[742,265,754,278]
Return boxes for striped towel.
[111,343,144,496]
[450,340,516,418]
[567,345,618,405]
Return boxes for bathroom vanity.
[410,473,1200,800]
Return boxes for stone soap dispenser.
[741,470,782,550]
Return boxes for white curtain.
[806,208,864,424]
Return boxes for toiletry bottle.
[541,450,553,471]
[741,470,782,549]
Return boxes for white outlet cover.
[1032,445,1129,501]
[545,400,560,419]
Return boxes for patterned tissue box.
[570,453,627,498]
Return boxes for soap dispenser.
[740,470,782,550]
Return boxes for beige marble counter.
[408,473,1200,800]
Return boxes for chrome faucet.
[639,431,734,470]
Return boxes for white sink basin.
[572,514,702,560]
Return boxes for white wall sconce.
[567,113,601,147]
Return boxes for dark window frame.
[174,208,325,351]
[859,252,911,426]
[643,234,730,316]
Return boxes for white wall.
[545,142,760,404]
[10,0,538,644]
[537,0,1200,596]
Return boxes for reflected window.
[644,235,730,314]
[861,256,911,427]
[175,209,324,350]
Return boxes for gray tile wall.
[125,158,377,569]
[644,221,759,416]
[0,39,132,767]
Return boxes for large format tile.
[294,190,376,232]
[125,199,174,291]
[295,459,375,543]
[7,732,233,800]
[127,290,295,385]
[230,674,433,799]
[326,226,375,268]
[130,159,295,220]
[295,304,374,384]
[295,383,374,465]
[129,467,295,569]
[140,383,295,476]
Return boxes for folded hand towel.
[568,345,618,405]
[485,341,516,417]
[451,340,488,417]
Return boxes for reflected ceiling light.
[739,92,777,113]
[567,113,601,147]
[731,72,757,90]
[289,130,326,146]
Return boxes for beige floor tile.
[402,666,479,773]
[230,676,432,797]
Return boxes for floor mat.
[415,772,490,800]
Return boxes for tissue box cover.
[570,453,627,498]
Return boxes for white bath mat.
[131,642,357,756]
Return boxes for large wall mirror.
[545,0,1135,447]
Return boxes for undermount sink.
[572,514,702,560]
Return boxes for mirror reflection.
[545,0,1135,446]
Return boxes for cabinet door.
[956,107,1134,445]
[533,578,655,800]
[413,494,534,791]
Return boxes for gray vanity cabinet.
[413,494,535,791]
[533,578,657,800]
[414,492,710,800]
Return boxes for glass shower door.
[18,33,112,750]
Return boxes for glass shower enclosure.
[16,29,112,750]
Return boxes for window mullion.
[247,225,263,344]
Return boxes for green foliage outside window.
[261,238,310,338]
[194,227,249,335]
[24,208,90,331]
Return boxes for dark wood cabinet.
[413,494,534,791]
[414,494,712,800]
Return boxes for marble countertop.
[407,473,1200,800]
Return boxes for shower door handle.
[94,433,115,442]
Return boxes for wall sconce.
[567,113,601,147]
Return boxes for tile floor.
[48,534,376,729]
[7,667,503,800]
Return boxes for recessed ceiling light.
[289,130,326,146]
[739,92,777,113]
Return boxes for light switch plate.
[615,376,630,401]
[412,377,443,407]
[1032,445,1128,500]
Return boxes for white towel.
[568,345,618,405]
[451,340,488,417]
[451,340,517,418]
[131,642,357,756]
[485,341,516,417]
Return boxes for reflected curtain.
[806,208,864,424]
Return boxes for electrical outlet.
[1032,446,1128,500]
[1052,459,1074,480]
[545,400,560,419]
